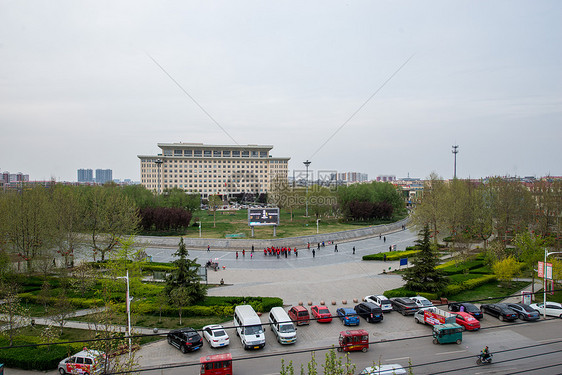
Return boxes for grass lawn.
[531,287,562,303]
[163,208,405,239]
[448,281,529,304]
[69,312,231,330]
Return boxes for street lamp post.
[316,219,320,234]
[155,159,163,195]
[117,271,132,358]
[543,249,562,319]
[303,160,311,217]
[198,221,202,238]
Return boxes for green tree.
[49,291,74,335]
[52,185,82,268]
[411,173,447,245]
[169,287,191,325]
[165,237,207,303]
[208,194,223,228]
[0,284,30,346]
[82,186,140,261]
[402,225,448,293]
[514,231,547,294]
[492,256,521,287]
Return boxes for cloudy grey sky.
[1,1,561,182]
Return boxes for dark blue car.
[336,307,360,326]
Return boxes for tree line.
[0,184,199,272]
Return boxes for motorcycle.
[476,352,493,365]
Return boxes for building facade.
[77,169,94,182]
[138,143,290,198]
[95,169,113,184]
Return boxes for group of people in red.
[263,246,298,258]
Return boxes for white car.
[410,296,434,309]
[365,295,393,312]
[202,324,230,348]
[360,364,406,374]
[530,302,562,318]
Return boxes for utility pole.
[303,160,311,217]
[452,145,459,179]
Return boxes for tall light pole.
[117,271,132,358]
[303,160,311,217]
[543,249,562,319]
[155,159,163,195]
[452,145,459,179]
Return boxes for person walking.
[334,244,338,252]
[383,236,386,243]
[295,248,298,257]
[207,245,210,252]
[250,252,253,259]
[318,243,320,250]
[352,246,356,255]
[383,254,387,262]
[312,249,316,258]
[242,249,245,257]
[236,251,239,259]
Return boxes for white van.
[269,307,297,344]
[234,305,266,350]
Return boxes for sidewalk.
[500,278,544,304]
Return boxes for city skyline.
[1,1,561,182]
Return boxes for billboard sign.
[248,208,280,226]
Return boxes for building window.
[194,150,202,157]
[204,150,212,157]
[242,151,249,157]
[213,150,221,157]
[184,150,192,156]
[260,151,267,158]
[223,150,231,157]
[232,150,240,157]
[251,151,258,157]
[174,150,182,156]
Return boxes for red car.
[311,305,333,323]
[451,311,481,331]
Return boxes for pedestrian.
[285,250,287,258]
[352,246,355,255]
[389,245,392,252]
[242,249,245,257]
[295,248,298,257]
[379,233,382,239]
[383,254,387,262]
[383,236,386,243]
[322,241,325,247]
[220,278,224,285]
[318,243,320,249]
[236,251,239,259]
[207,245,210,252]
[334,244,338,252]
[312,249,316,257]
[250,253,253,259]
[308,242,310,249]
[252,245,254,252]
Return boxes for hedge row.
[0,338,76,371]
[437,259,487,275]
[362,250,420,261]
[383,287,438,301]
[18,292,104,308]
[442,275,497,297]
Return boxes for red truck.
[414,307,456,326]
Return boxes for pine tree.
[164,237,207,303]
[402,225,448,293]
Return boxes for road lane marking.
[435,350,466,355]
[386,357,411,361]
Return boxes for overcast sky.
[1,1,561,182]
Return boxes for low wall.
[136,218,410,250]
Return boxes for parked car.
[202,324,230,348]
[448,302,484,320]
[450,311,481,331]
[354,302,384,323]
[336,307,360,326]
[530,302,562,318]
[410,296,434,309]
[58,348,105,375]
[364,295,393,313]
[167,328,204,353]
[480,303,518,321]
[506,303,540,321]
[360,364,407,374]
[288,305,310,325]
[390,297,418,315]
[311,305,333,323]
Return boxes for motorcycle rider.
[481,346,491,362]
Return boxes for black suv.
[448,302,483,320]
[167,328,203,353]
[390,297,419,315]
[354,302,383,323]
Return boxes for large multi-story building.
[95,169,113,184]
[77,169,94,182]
[138,143,290,198]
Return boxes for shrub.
[0,337,74,370]
[362,250,420,261]
[442,275,497,297]
[382,287,437,301]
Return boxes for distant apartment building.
[95,169,113,184]
[77,169,94,183]
[138,143,290,198]
[376,175,396,182]
[337,172,369,183]
[1,171,29,183]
